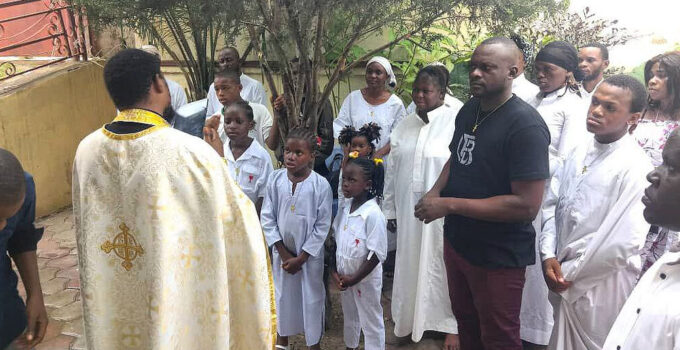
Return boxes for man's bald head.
[479,37,522,65]
[0,149,25,207]
[469,37,520,98]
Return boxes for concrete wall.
[0,61,116,216]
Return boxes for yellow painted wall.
[0,61,116,216]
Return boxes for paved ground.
[16,208,445,350]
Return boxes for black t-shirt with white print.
[442,94,550,268]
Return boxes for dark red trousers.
[444,239,526,350]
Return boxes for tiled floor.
[16,208,445,350]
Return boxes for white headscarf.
[367,56,397,89]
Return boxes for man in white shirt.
[602,128,680,350]
[140,45,188,111]
[578,43,609,100]
[205,47,267,117]
[540,75,652,350]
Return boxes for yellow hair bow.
[373,158,384,165]
[348,151,359,159]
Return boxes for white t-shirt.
[333,90,407,150]
[206,73,267,117]
[224,139,273,204]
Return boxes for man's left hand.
[414,196,449,224]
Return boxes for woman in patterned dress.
[632,51,680,273]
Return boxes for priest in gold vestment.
[72,49,275,349]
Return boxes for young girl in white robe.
[261,128,333,350]
[332,155,387,350]
[222,101,273,214]
[336,123,381,208]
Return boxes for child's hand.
[331,271,346,291]
[338,274,357,289]
[203,127,224,157]
[387,219,397,233]
[283,256,304,274]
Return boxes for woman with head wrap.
[333,56,407,160]
[529,41,589,175]
[521,41,588,350]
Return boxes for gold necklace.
[472,95,512,133]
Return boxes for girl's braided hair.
[337,122,382,151]
[286,126,318,153]
[345,156,385,200]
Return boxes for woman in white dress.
[333,56,407,160]
[383,66,462,349]
[523,41,588,350]
[632,51,680,273]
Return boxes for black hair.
[286,127,318,153]
[0,149,26,207]
[337,123,382,152]
[104,48,161,110]
[214,69,241,84]
[601,74,647,113]
[415,66,448,94]
[345,157,385,200]
[581,43,609,60]
[225,100,254,121]
[644,51,680,117]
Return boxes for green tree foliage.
[245,0,561,138]
[76,0,245,100]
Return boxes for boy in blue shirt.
[0,149,47,349]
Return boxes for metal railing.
[0,0,90,82]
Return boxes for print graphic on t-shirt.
[457,133,475,166]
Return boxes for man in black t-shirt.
[415,37,550,350]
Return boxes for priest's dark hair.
[0,148,26,207]
[602,74,647,113]
[337,122,382,152]
[345,156,385,200]
[104,48,162,110]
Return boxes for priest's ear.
[150,73,171,106]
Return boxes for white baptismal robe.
[261,170,333,346]
[603,250,680,350]
[332,90,407,150]
[224,139,273,204]
[72,114,274,350]
[383,101,460,341]
[540,134,652,350]
[529,88,588,175]
[512,73,540,103]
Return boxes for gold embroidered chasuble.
[72,110,275,349]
